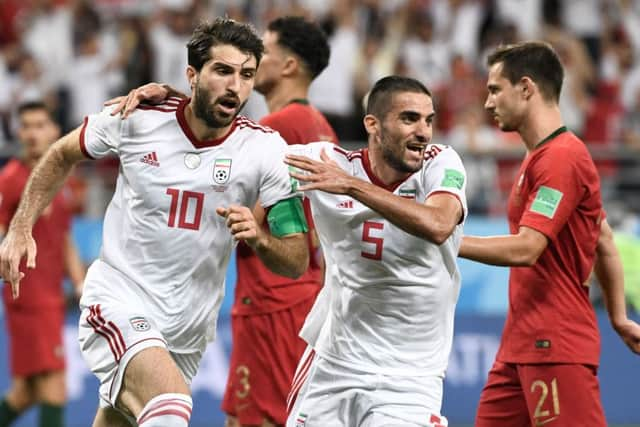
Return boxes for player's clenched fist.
[0,227,37,299]
[216,205,264,248]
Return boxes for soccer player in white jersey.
[0,18,309,427]
[283,76,468,427]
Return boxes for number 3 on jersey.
[166,188,204,230]
[362,221,384,260]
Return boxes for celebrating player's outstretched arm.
[286,148,462,245]
[0,127,85,298]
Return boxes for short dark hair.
[366,76,432,118]
[487,41,564,103]
[187,18,264,72]
[267,16,330,79]
[17,101,55,121]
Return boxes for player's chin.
[403,157,423,173]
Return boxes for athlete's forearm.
[348,179,457,244]
[9,129,84,232]
[594,220,628,327]
[252,233,309,278]
[459,228,546,267]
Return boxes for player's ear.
[363,114,379,137]
[520,76,534,100]
[282,56,297,77]
[186,66,197,90]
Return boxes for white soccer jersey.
[291,142,467,377]
[79,97,297,352]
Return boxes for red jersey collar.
[176,98,239,149]
[361,148,413,192]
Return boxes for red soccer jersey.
[497,127,603,366]
[233,100,338,315]
[0,159,72,309]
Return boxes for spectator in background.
[308,0,358,140]
[400,7,450,94]
[620,86,640,149]
[149,0,194,96]
[0,101,85,427]
[19,0,72,93]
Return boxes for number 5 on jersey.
[362,221,384,260]
[166,188,204,230]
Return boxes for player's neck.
[265,80,309,113]
[367,146,410,186]
[183,103,230,141]
[519,104,564,151]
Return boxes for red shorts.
[5,306,65,377]
[475,361,605,427]
[221,298,314,425]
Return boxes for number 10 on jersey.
[166,188,204,230]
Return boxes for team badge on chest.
[213,158,232,184]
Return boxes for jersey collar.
[176,98,239,149]
[535,126,568,149]
[362,149,412,192]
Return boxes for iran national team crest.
[295,413,307,427]
[130,316,150,332]
[213,158,232,184]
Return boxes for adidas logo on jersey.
[140,151,159,167]
[336,200,353,209]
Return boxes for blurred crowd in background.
[1,0,640,308]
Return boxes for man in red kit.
[0,102,85,427]
[221,16,336,427]
[459,41,640,427]
[105,16,336,427]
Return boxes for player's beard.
[379,129,424,174]
[193,80,247,129]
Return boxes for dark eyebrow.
[399,111,421,120]
[211,60,256,74]
[399,111,435,121]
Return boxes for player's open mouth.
[217,98,239,115]
[406,144,426,153]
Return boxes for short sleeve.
[423,146,468,219]
[79,105,122,159]
[259,134,304,208]
[519,150,582,240]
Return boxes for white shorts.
[286,347,448,427]
[78,296,202,409]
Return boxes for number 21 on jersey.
[362,220,384,260]
[166,188,204,230]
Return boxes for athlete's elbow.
[512,249,542,267]
[286,252,309,279]
[427,222,455,245]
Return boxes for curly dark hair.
[267,16,330,79]
[187,17,264,71]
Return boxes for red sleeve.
[519,147,583,240]
[0,173,20,228]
